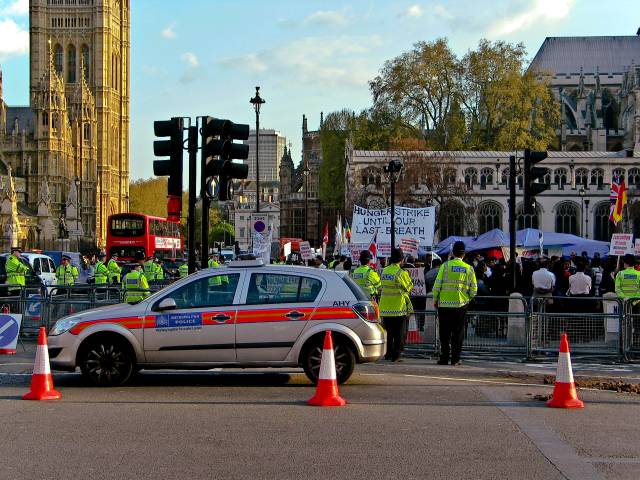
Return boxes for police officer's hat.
[147,255,155,260]
[134,251,146,261]
[11,246,22,253]
[623,253,636,266]
[452,241,466,256]
[61,254,72,261]
[359,250,372,263]
[97,252,106,259]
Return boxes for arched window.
[516,203,540,230]
[464,168,478,188]
[375,175,381,188]
[593,201,613,241]
[628,168,640,187]
[477,201,502,234]
[439,201,465,238]
[590,168,604,190]
[612,168,625,182]
[542,169,551,185]
[501,167,510,185]
[444,168,457,185]
[81,44,90,82]
[554,168,568,190]
[54,44,63,75]
[480,168,493,189]
[555,202,579,235]
[575,168,589,189]
[67,44,76,83]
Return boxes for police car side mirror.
[156,298,177,312]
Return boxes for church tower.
[29,0,130,245]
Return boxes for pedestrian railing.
[622,298,640,361]
[528,296,624,360]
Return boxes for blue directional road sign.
[0,315,21,352]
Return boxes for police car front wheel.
[78,335,135,387]
[302,335,355,385]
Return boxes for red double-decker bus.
[106,213,182,261]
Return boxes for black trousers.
[382,316,408,361]
[438,307,467,364]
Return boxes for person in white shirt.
[568,262,592,296]
[532,258,555,297]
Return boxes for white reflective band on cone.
[556,352,574,384]
[318,348,337,380]
[33,344,51,375]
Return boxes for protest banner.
[635,239,640,255]
[252,231,272,263]
[610,233,633,256]
[299,241,314,260]
[400,238,419,258]
[406,268,426,297]
[351,205,436,247]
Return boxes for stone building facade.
[531,36,640,153]
[346,148,639,244]
[0,0,130,250]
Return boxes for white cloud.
[304,10,350,27]
[161,24,176,39]
[433,4,454,20]
[180,52,199,68]
[219,35,380,89]
[405,4,423,18]
[487,0,575,37]
[0,18,28,60]
[1,0,28,16]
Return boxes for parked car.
[219,249,235,262]
[48,260,386,386]
[19,253,57,286]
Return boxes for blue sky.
[1,0,639,179]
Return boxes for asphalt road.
[1,359,639,480]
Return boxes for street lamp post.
[579,188,585,236]
[303,164,310,242]
[74,176,81,252]
[250,86,265,214]
[384,160,403,250]
[584,199,590,239]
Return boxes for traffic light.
[201,117,250,201]
[153,117,184,221]
[523,148,549,215]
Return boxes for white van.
[19,253,57,286]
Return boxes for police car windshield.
[342,275,369,301]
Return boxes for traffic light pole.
[188,125,198,274]
[509,155,517,292]
[390,174,396,250]
[200,121,210,270]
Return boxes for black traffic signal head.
[201,117,250,161]
[384,159,403,174]
[205,160,249,201]
[153,117,184,197]
[523,148,549,214]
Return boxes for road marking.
[0,372,31,377]
[585,457,640,464]
[401,373,553,389]
[479,386,605,480]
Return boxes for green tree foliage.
[209,222,235,244]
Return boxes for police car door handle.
[285,311,305,319]
[213,314,231,322]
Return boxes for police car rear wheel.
[302,336,355,385]
[79,337,135,387]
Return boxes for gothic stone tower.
[29,0,130,245]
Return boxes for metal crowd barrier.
[623,298,640,361]
[407,295,528,356]
[529,296,624,360]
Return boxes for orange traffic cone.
[547,333,583,409]
[307,330,347,407]
[406,314,421,344]
[23,327,61,401]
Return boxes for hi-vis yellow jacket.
[379,263,414,316]
[432,258,477,309]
